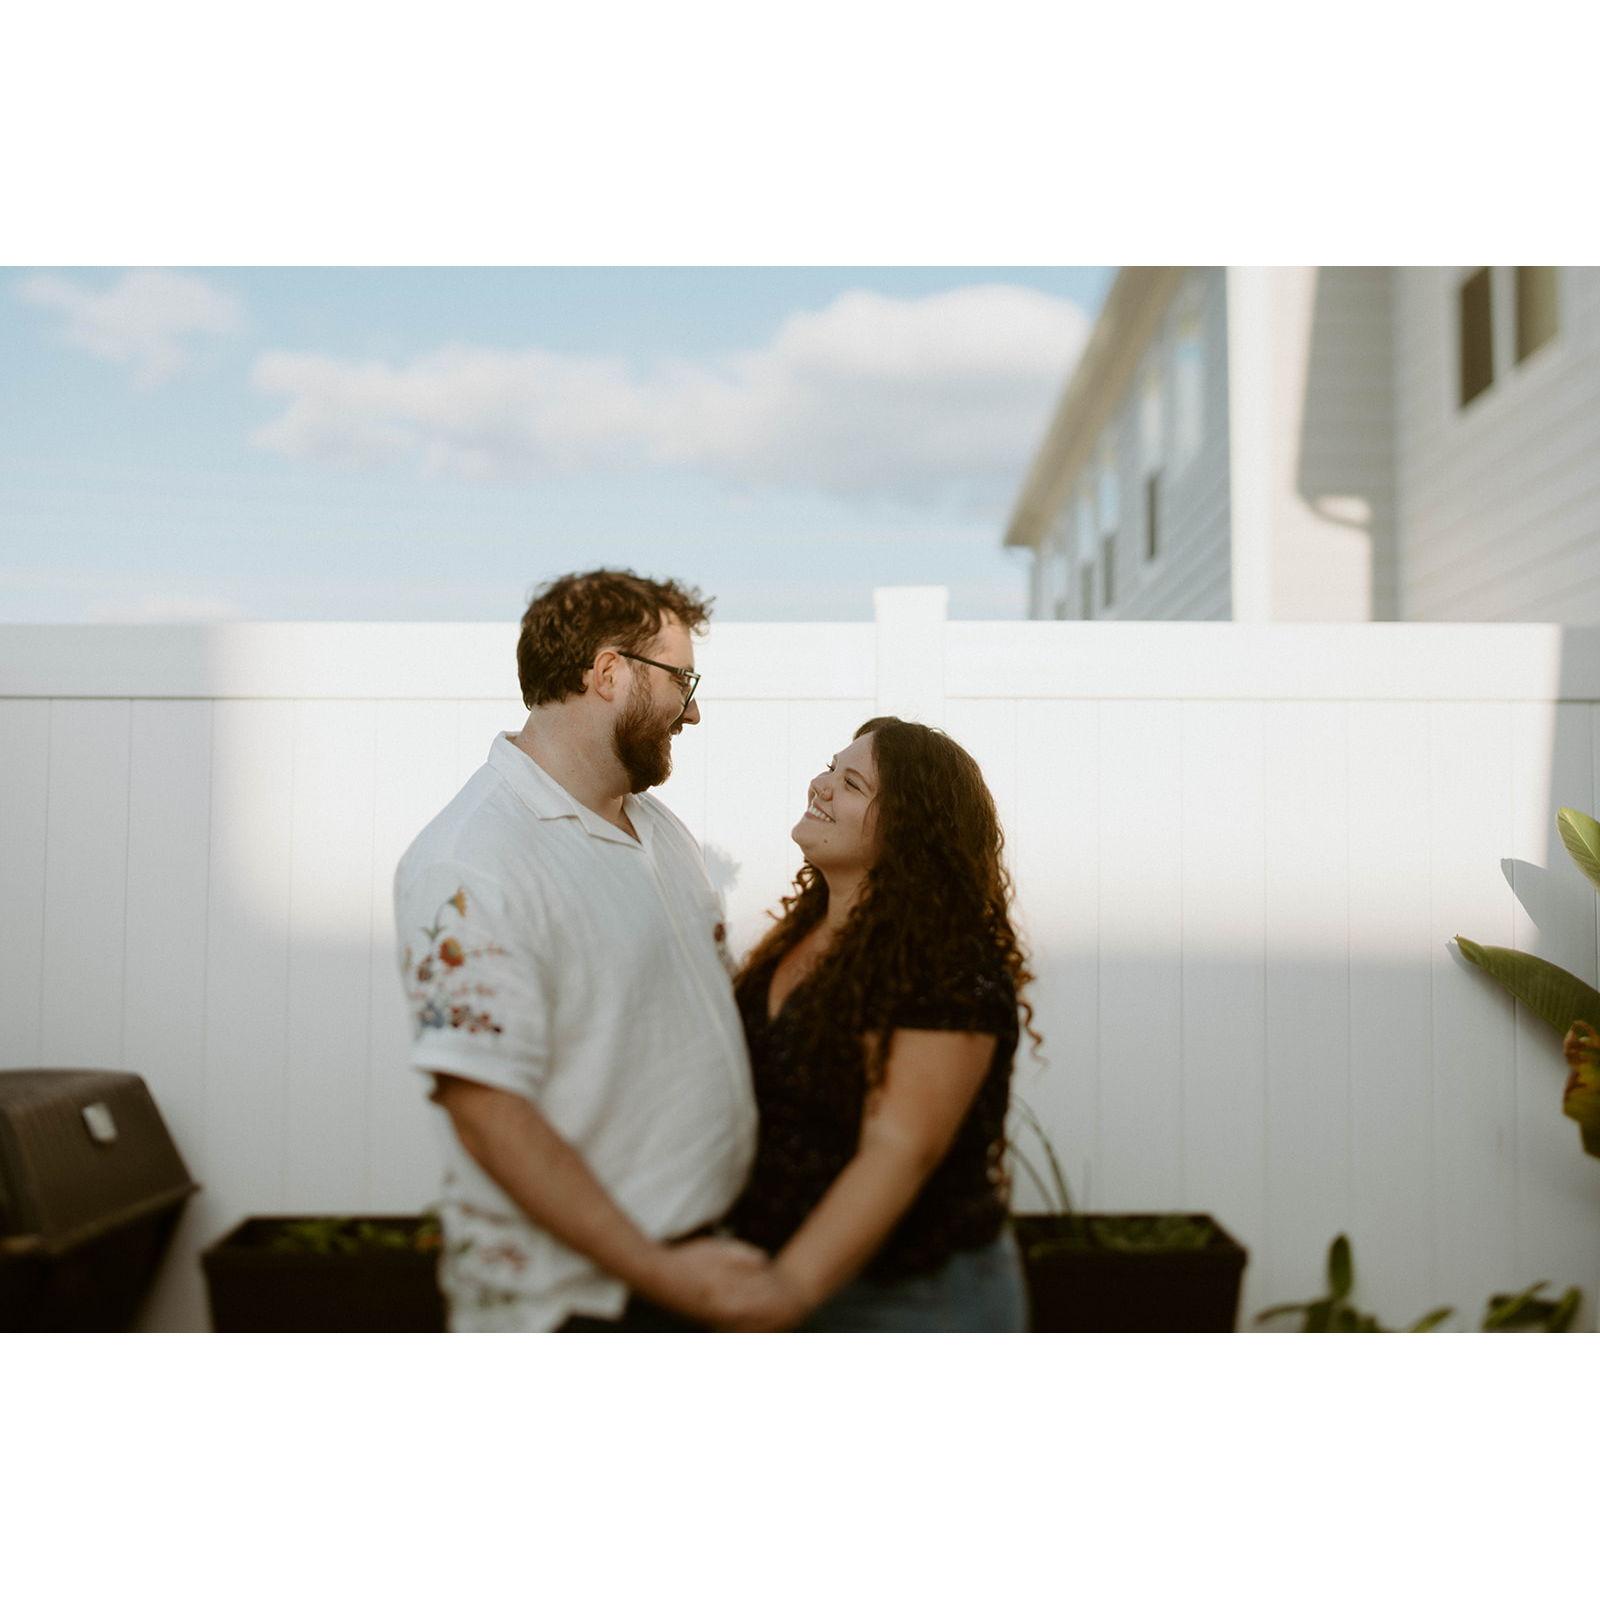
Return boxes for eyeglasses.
[615,651,701,709]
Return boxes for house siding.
[1121,266,1233,620]
[1395,266,1600,621]
[1267,266,1398,622]
[1031,267,1233,621]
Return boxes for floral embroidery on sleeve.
[402,887,509,1038]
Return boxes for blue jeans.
[800,1230,1028,1332]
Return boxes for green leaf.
[1548,1289,1582,1332]
[1008,1143,1060,1215]
[1254,1302,1311,1325]
[1455,939,1600,1037]
[1328,1234,1353,1300]
[1406,1308,1454,1332]
[1557,808,1600,895]
[1306,1300,1333,1333]
[1482,1282,1549,1331]
[1011,1098,1074,1213]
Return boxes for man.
[394,568,784,1331]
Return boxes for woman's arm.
[728,1028,997,1330]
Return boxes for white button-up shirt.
[394,733,757,1331]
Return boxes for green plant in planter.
[202,1211,448,1331]
[266,1214,442,1255]
[1007,1098,1076,1227]
[1006,1099,1245,1331]
[1457,806,1600,1158]
[1007,1099,1218,1253]
[1257,1234,1581,1332]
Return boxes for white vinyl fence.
[3,589,1600,1332]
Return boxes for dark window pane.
[1458,267,1493,407]
[1145,471,1161,562]
[1516,266,1559,362]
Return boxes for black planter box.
[202,1215,446,1333]
[1014,1212,1248,1332]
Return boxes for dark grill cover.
[0,1069,197,1257]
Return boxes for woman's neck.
[817,868,867,936]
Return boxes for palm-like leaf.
[1455,938,1600,1037]
[1556,808,1600,894]
[1561,1021,1600,1159]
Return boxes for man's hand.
[642,1238,808,1330]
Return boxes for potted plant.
[1257,1233,1581,1332]
[1457,805,1600,1161]
[1008,1101,1249,1332]
[201,1213,445,1332]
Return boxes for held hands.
[648,1237,813,1332]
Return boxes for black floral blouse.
[725,939,1018,1282]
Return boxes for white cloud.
[249,285,1090,510]
[19,269,241,386]
[250,346,648,476]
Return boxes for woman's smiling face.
[791,731,881,872]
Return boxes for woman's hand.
[639,1237,792,1329]
[718,1262,815,1332]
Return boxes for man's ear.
[588,647,623,704]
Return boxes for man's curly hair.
[516,569,713,708]
[737,715,1040,1088]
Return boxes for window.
[1042,504,1073,618]
[1458,267,1494,407]
[1074,490,1097,619]
[1138,365,1165,566]
[1140,367,1164,473]
[1076,489,1096,555]
[1171,287,1205,470]
[1097,445,1120,533]
[1516,266,1559,362]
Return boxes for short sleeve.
[888,952,1017,1038]
[393,861,554,1101]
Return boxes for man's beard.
[612,684,679,793]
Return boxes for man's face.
[611,620,699,793]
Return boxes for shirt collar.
[489,733,653,847]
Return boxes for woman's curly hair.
[737,715,1041,1087]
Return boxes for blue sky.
[0,267,1111,624]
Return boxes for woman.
[720,715,1038,1332]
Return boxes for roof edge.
[1003,266,1193,550]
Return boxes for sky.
[0,266,1111,625]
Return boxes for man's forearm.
[449,1089,674,1300]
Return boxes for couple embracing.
[395,568,1037,1332]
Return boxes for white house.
[1006,266,1600,623]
